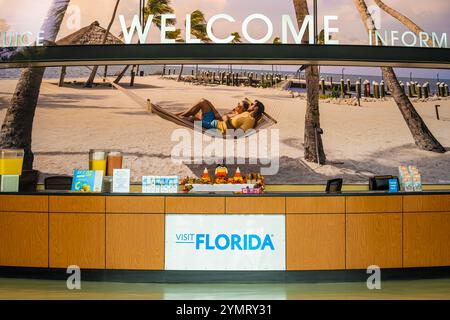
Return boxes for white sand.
[0,75,449,184]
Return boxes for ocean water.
[0,65,446,94]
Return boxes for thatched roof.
[56,21,123,45]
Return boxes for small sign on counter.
[112,169,130,193]
[72,170,103,192]
[142,176,178,193]
[389,179,399,193]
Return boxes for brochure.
[112,169,130,193]
[72,170,103,192]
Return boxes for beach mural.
[0,0,449,184]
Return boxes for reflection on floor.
[0,278,450,300]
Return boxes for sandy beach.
[0,74,449,184]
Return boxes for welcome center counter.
[1,191,450,282]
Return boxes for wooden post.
[356,81,361,99]
[439,83,445,97]
[103,65,108,82]
[321,78,326,95]
[407,82,413,98]
[130,66,136,87]
[444,84,449,97]
[58,66,66,87]
[435,105,440,120]
[347,79,351,94]
[436,82,441,96]
[373,82,379,99]
[364,80,370,97]
[423,83,429,98]
[400,82,405,94]
[417,84,422,98]
[340,79,345,98]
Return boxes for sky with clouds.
[0,0,449,77]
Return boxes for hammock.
[149,101,278,139]
[85,66,278,139]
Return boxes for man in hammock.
[177,98,265,135]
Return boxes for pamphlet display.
[142,176,178,193]
[112,169,131,193]
[398,165,422,192]
[71,170,104,192]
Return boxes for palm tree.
[228,32,241,73]
[178,10,209,82]
[0,19,9,32]
[115,0,176,84]
[373,0,432,46]
[85,0,121,87]
[0,0,71,170]
[145,0,175,29]
[167,28,183,42]
[231,32,241,44]
[293,0,326,164]
[353,0,445,153]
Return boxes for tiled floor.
[0,278,449,300]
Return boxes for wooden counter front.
[226,197,285,214]
[0,195,49,268]
[0,212,48,267]
[0,195,48,212]
[346,213,403,269]
[346,196,402,213]
[49,195,105,213]
[106,196,164,214]
[287,214,345,270]
[404,212,450,267]
[49,196,106,269]
[1,192,449,272]
[403,195,450,212]
[166,196,225,214]
[49,213,105,269]
[286,196,345,214]
[106,214,164,270]
[286,197,345,270]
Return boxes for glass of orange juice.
[0,149,24,175]
[89,149,107,176]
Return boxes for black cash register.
[369,175,400,191]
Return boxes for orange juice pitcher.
[0,149,24,175]
[89,149,107,176]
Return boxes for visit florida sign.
[165,215,286,271]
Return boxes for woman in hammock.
[177,98,265,134]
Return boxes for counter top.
[1,190,450,197]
